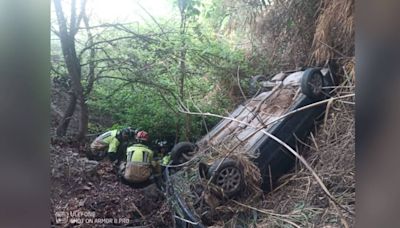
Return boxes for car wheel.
[207,158,244,197]
[301,68,324,99]
[249,75,268,97]
[170,142,197,165]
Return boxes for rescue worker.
[161,153,171,166]
[90,127,136,161]
[156,141,171,166]
[122,131,161,184]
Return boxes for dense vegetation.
[51,0,354,146]
[51,0,354,226]
[51,0,268,145]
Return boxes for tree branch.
[82,9,96,97]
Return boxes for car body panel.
[165,67,335,226]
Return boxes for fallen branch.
[173,215,199,225]
[177,93,355,215]
[236,65,247,101]
[233,200,301,228]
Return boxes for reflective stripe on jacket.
[162,155,171,166]
[126,144,154,164]
[93,130,120,153]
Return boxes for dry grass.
[252,0,321,70]
[235,0,355,72]
[247,63,355,227]
[213,0,354,103]
[171,62,355,227]
[311,0,355,65]
[192,63,355,228]
[169,145,264,225]
[170,0,355,226]
[208,0,355,225]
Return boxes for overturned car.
[164,67,336,227]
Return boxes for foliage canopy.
[51,0,265,145]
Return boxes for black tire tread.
[301,68,324,99]
[170,141,196,163]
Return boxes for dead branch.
[177,93,355,214]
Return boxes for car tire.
[207,158,244,197]
[249,75,268,97]
[170,142,197,165]
[301,68,324,99]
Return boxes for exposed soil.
[50,138,173,227]
[50,0,355,225]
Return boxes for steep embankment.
[50,139,172,227]
[50,0,354,226]
[246,0,355,226]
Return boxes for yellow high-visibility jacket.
[126,144,162,175]
[162,155,171,166]
[94,130,120,153]
[126,144,154,165]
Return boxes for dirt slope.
[50,139,173,227]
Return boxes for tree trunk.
[175,118,181,144]
[69,75,87,141]
[77,12,94,141]
[56,92,77,136]
[77,97,88,141]
[54,0,89,141]
[178,1,192,141]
